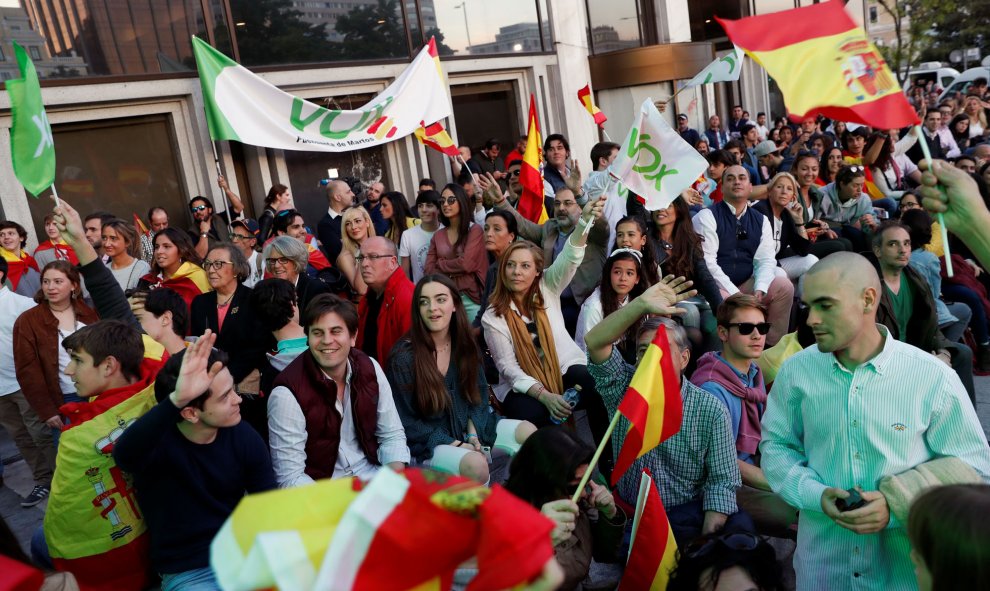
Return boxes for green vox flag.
[6,41,54,196]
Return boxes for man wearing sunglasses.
[693,165,794,346]
[187,196,230,259]
[761,252,990,590]
[692,294,797,539]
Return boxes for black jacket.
[753,200,812,261]
[874,263,948,353]
[190,283,271,383]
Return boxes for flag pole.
[570,411,622,504]
[914,125,953,277]
[211,141,234,234]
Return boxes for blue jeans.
[161,566,220,591]
[31,526,52,570]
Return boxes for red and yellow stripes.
[619,471,678,591]
[519,94,549,224]
[0,248,38,291]
[716,0,918,129]
[577,84,607,127]
[612,325,683,487]
[415,120,459,157]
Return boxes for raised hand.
[169,330,223,408]
[636,275,697,316]
[565,159,583,195]
[477,172,504,207]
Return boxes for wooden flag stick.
[914,124,953,277]
[570,411,622,504]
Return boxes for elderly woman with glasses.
[262,236,329,313]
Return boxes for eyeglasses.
[202,260,234,271]
[442,197,459,205]
[735,223,749,241]
[190,205,208,213]
[355,253,396,264]
[686,532,761,559]
[231,233,255,241]
[265,257,292,268]
[726,322,772,335]
[508,169,522,177]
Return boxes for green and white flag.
[683,45,745,88]
[191,36,451,152]
[610,98,708,211]
[6,41,55,196]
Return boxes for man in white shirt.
[399,190,442,283]
[267,294,408,487]
[0,258,55,507]
[693,165,794,346]
[761,252,990,590]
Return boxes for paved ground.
[3,375,990,582]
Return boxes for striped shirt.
[761,325,990,590]
[589,348,740,513]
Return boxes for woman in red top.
[425,184,487,321]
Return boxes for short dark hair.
[153,347,230,413]
[872,220,911,250]
[974,77,988,86]
[901,208,933,249]
[189,196,214,210]
[707,149,737,168]
[543,133,569,153]
[301,293,358,335]
[757,112,766,118]
[418,178,436,190]
[740,123,757,136]
[141,287,190,336]
[836,165,867,187]
[273,209,303,236]
[590,141,621,171]
[250,278,297,332]
[415,189,442,208]
[0,221,27,248]
[716,293,767,327]
[484,209,518,239]
[484,138,501,150]
[62,319,144,382]
[84,211,115,227]
[507,159,523,168]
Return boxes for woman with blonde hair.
[964,95,987,139]
[336,206,376,297]
[753,172,819,284]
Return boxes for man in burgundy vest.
[267,294,409,487]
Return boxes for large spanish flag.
[611,325,683,487]
[577,84,607,127]
[716,0,918,129]
[519,94,548,224]
[139,260,213,308]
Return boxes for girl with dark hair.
[613,215,660,286]
[949,113,971,152]
[817,146,844,186]
[257,183,293,244]
[380,191,417,246]
[908,484,990,591]
[816,165,875,251]
[137,227,211,307]
[425,183,488,320]
[648,197,722,349]
[386,274,534,483]
[576,249,646,363]
[862,132,900,216]
[14,260,99,439]
[102,218,150,292]
[666,531,782,591]
[504,427,625,591]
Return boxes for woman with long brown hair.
[101,218,150,292]
[386,274,534,483]
[648,196,722,349]
[137,227,211,308]
[426,183,488,321]
[257,183,294,244]
[481,197,613,475]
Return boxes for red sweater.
[357,269,413,363]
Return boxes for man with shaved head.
[356,237,413,363]
[316,179,355,264]
[760,252,990,590]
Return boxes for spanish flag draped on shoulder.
[716,0,918,129]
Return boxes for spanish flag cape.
[305,235,331,270]
[45,336,167,591]
[0,247,39,291]
[33,239,80,265]
[139,261,212,307]
[212,468,555,591]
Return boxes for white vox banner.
[610,98,709,211]
[192,36,451,152]
[682,45,745,88]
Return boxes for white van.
[939,67,990,101]
[906,64,959,93]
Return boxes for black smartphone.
[836,488,867,512]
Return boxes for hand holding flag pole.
[914,127,953,277]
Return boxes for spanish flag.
[611,325,683,487]
[132,213,150,236]
[415,120,459,157]
[138,261,213,308]
[519,94,549,224]
[619,470,677,591]
[716,0,918,129]
[0,247,39,291]
[33,239,79,265]
[577,84,607,127]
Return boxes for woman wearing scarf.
[137,227,212,308]
[481,197,612,474]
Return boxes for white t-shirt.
[244,250,264,288]
[57,320,86,395]
[398,224,441,283]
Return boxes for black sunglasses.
[686,532,761,559]
[735,222,748,241]
[727,322,771,335]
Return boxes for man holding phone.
[760,252,990,590]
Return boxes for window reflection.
[587,0,642,54]
[433,0,544,56]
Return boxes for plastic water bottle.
[550,385,582,424]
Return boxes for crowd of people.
[2,84,990,591]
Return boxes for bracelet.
[796,222,806,227]
[466,433,479,439]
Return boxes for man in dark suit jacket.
[316,180,355,264]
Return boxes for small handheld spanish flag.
[577,84,607,127]
[415,120,459,157]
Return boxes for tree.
[228,0,336,67]
[874,0,953,87]
[334,0,408,60]
[916,0,990,66]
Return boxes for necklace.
[49,302,72,313]
[434,341,451,354]
[217,292,235,308]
